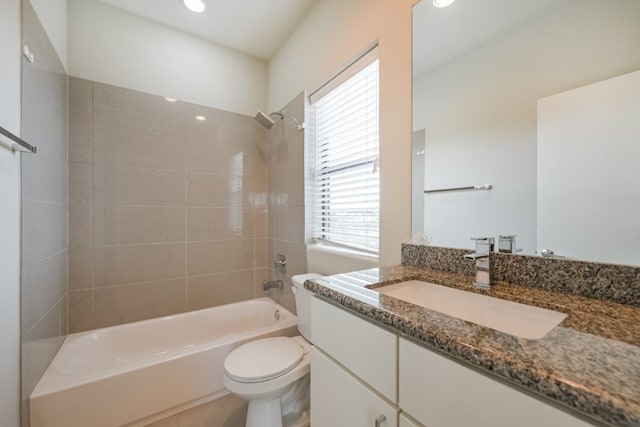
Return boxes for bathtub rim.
[31,297,298,398]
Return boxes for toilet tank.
[291,273,322,343]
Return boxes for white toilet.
[223,273,321,427]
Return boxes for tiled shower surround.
[21,2,68,424]
[68,78,270,332]
[266,93,307,314]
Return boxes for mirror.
[412,0,640,265]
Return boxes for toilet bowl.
[223,273,321,427]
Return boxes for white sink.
[375,280,567,339]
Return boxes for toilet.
[223,273,321,427]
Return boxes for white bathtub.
[30,297,298,427]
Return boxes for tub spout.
[262,280,284,291]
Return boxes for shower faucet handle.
[274,254,287,273]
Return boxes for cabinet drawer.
[311,347,398,427]
[311,297,398,402]
[399,338,597,427]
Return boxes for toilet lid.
[224,337,304,383]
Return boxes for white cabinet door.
[311,297,398,402]
[399,338,597,427]
[311,347,398,427]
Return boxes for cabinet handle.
[374,414,386,427]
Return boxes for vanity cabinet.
[311,297,399,426]
[311,347,398,427]
[399,338,598,427]
[311,296,397,402]
[310,297,600,427]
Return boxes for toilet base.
[246,398,283,427]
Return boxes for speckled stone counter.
[304,265,640,427]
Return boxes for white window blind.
[309,53,379,254]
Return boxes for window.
[308,49,379,255]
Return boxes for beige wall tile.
[22,300,66,401]
[94,279,186,328]
[94,165,185,207]
[69,162,93,229]
[271,166,304,207]
[21,67,68,205]
[69,162,94,291]
[93,82,184,135]
[21,251,67,333]
[254,268,268,298]
[186,106,253,144]
[187,208,254,242]
[186,173,252,208]
[267,239,276,271]
[69,290,93,333]
[183,103,227,141]
[22,200,66,263]
[95,206,185,246]
[67,79,287,332]
[185,137,251,175]
[254,239,268,269]
[187,240,253,276]
[94,243,185,287]
[69,248,93,292]
[69,77,93,163]
[21,3,68,418]
[274,205,305,244]
[274,240,307,277]
[252,175,268,209]
[93,122,185,171]
[186,270,254,311]
[60,294,68,335]
[254,208,268,239]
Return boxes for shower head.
[254,111,275,129]
[254,110,303,132]
[254,111,283,129]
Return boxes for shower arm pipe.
[271,110,305,132]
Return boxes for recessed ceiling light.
[433,0,455,7]
[181,0,206,13]
[164,97,177,103]
[195,115,206,121]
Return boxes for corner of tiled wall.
[265,92,308,314]
[67,80,275,331]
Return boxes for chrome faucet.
[464,237,494,290]
[262,280,284,291]
[498,235,522,254]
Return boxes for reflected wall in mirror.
[412,0,640,265]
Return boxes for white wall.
[0,0,22,424]
[538,70,640,265]
[67,0,267,116]
[413,0,640,253]
[30,0,68,70]
[269,0,416,266]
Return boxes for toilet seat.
[224,337,305,383]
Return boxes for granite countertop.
[304,265,640,427]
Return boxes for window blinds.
[309,55,379,254]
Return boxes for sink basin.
[375,280,567,339]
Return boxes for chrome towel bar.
[425,184,492,194]
[0,126,37,153]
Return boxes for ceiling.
[98,0,317,60]
[413,0,574,76]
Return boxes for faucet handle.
[470,237,494,243]
[498,235,522,253]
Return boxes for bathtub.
[30,297,298,427]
